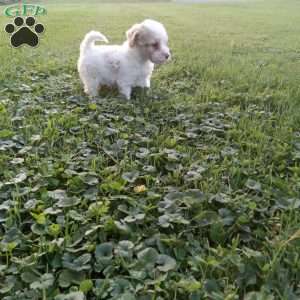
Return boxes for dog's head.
[126,19,170,64]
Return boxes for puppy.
[77,19,170,100]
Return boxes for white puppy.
[77,19,170,100]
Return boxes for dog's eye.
[151,42,159,49]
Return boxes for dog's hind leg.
[118,84,132,100]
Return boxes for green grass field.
[0,0,300,299]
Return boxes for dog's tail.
[80,31,109,54]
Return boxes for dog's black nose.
[165,53,170,59]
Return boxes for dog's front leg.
[118,84,132,100]
[135,77,151,99]
[138,77,151,89]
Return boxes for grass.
[0,0,300,299]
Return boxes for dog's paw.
[5,16,44,48]
[88,95,104,104]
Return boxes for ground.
[0,0,300,299]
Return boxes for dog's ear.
[126,23,141,47]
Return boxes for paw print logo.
[5,16,45,48]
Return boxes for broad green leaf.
[156,254,177,272]
[245,179,262,192]
[55,291,85,300]
[137,248,158,265]
[48,189,68,201]
[63,253,91,271]
[95,242,113,263]
[122,171,139,183]
[21,271,40,283]
[120,292,136,300]
[116,240,134,258]
[30,273,54,290]
[8,172,27,185]
[58,269,85,288]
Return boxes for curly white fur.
[77,19,170,100]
